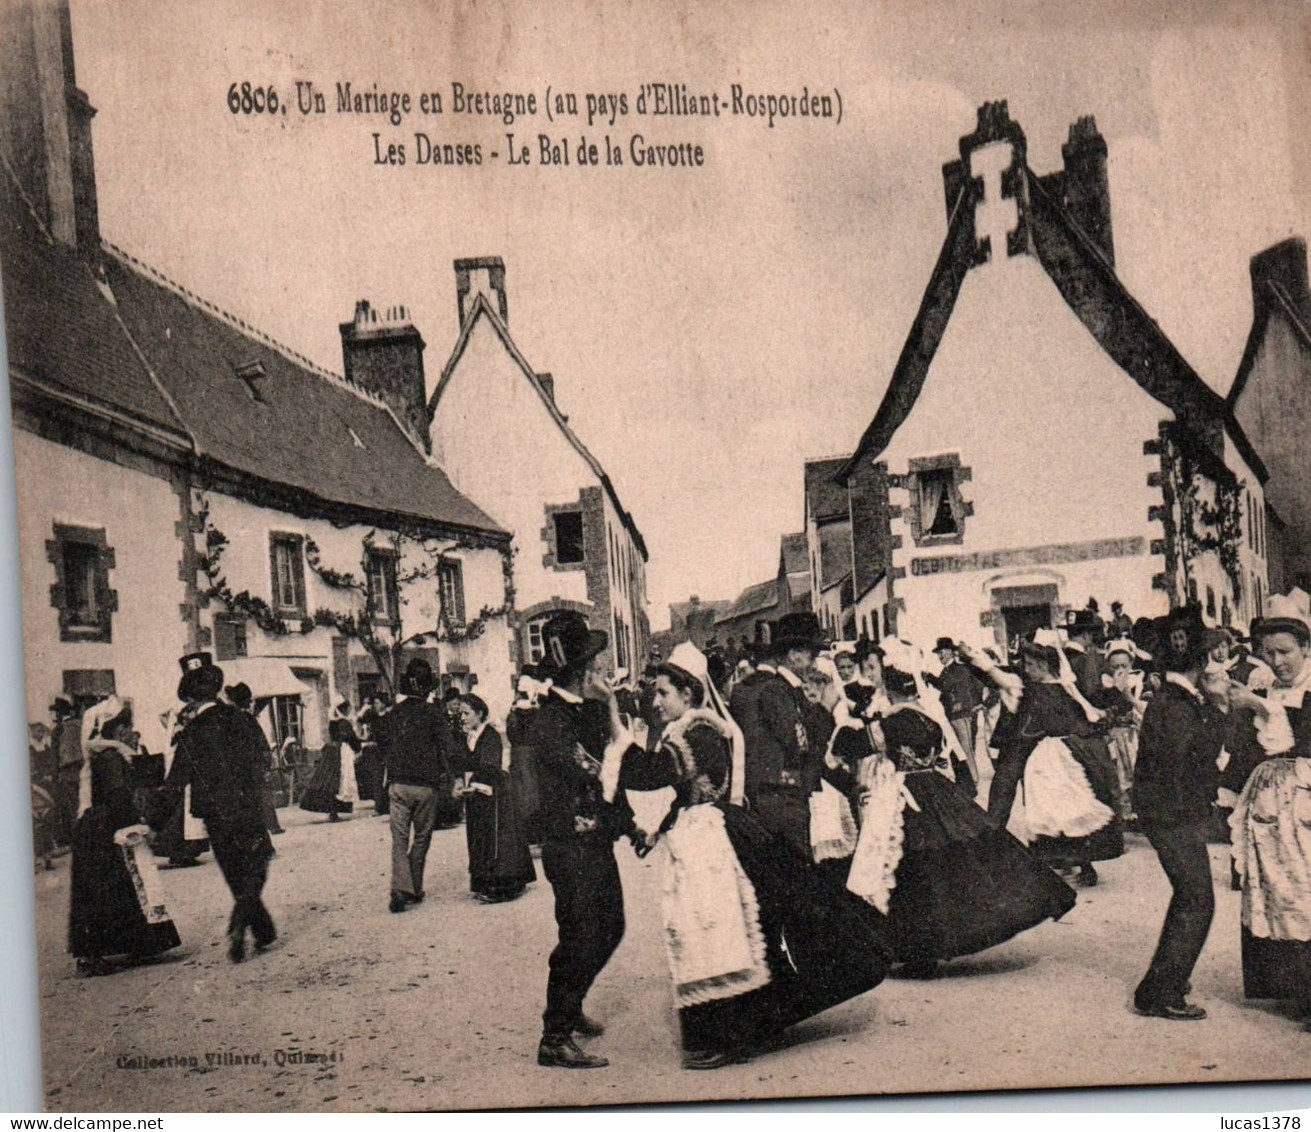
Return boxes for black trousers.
[208,816,276,948]
[541,835,624,1039]
[1135,818,1214,1008]
[986,745,1027,826]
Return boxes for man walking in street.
[529,612,635,1069]
[378,658,448,913]
[167,653,276,963]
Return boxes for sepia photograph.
[1,0,1310,1113]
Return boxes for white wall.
[431,315,595,616]
[882,250,1170,650]
[201,490,515,723]
[14,431,187,748]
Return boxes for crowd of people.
[33,587,1311,1072]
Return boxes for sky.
[66,0,1311,630]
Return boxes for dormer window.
[235,359,267,403]
[907,454,972,547]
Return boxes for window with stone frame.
[907,455,972,547]
[47,524,117,642]
[553,511,585,565]
[212,614,248,661]
[438,558,466,626]
[269,533,307,616]
[366,548,400,625]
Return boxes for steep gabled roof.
[1228,277,1311,410]
[838,122,1267,484]
[2,158,505,539]
[101,249,504,537]
[717,578,779,623]
[430,291,648,559]
[779,531,809,576]
[804,457,851,523]
[0,163,188,443]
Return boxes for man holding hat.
[378,658,449,913]
[730,612,831,858]
[167,653,276,962]
[527,611,638,1069]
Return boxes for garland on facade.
[1162,431,1244,596]
[195,493,516,673]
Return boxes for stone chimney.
[0,1,101,257]
[1251,238,1310,326]
[454,256,508,327]
[1060,115,1114,268]
[339,301,430,453]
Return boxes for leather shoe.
[1134,1000,1206,1021]
[537,1037,609,1069]
[227,931,246,964]
[682,1049,749,1070]
[388,893,409,914]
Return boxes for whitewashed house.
[428,258,651,673]
[837,103,1272,652]
[1,4,516,755]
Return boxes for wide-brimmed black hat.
[400,657,435,696]
[539,611,608,675]
[771,612,826,651]
[225,682,253,710]
[178,652,224,702]
[882,665,919,698]
[1066,608,1103,636]
[1156,606,1210,671]
[933,637,956,653]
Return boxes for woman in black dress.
[300,703,360,821]
[614,642,892,1070]
[454,694,536,903]
[968,636,1124,886]
[845,665,1077,978]
[69,698,181,976]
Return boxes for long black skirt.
[300,747,354,816]
[465,774,536,897]
[677,805,893,1055]
[886,772,1076,964]
[1029,734,1125,865]
[1242,927,1311,1002]
[354,744,384,804]
[69,807,181,960]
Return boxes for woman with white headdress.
[1229,589,1311,1023]
[69,697,181,976]
[964,632,1124,887]
[1093,638,1150,821]
[845,657,1076,978]
[604,641,891,1069]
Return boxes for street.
[33,794,1311,1112]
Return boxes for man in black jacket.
[730,612,831,858]
[378,658,448,913]
[529,612,641,1070]
[167,653,275,963]
[1131,610,1268,1019]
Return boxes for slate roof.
[431,291,648,559]
[0,167,186,440]
[2,160,505,538]
[717,578,780,623]
[804,457,851,523]
[779,531,809,576]
[838,103,1267,486]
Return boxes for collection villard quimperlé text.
[225,78,842,168]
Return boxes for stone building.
[837,102,1272,652]
[427,259,650,673]
[1,2,516,757]
[1228,237,1310,597]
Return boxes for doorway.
[1001,603,1053,645]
